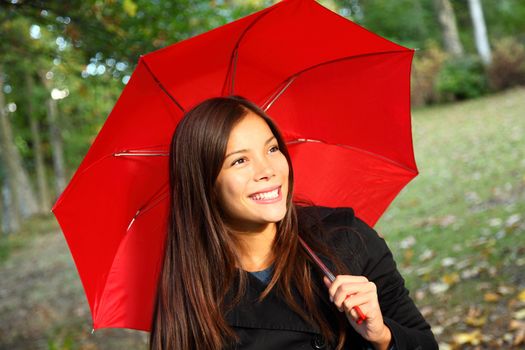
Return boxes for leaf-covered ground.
[375,87,525,348]
[1,87,524,349]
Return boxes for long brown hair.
[150,96,355,349]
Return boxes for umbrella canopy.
[52,0,417,332]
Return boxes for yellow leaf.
[403,249,414,263]
[484,292,500,302]
[518,289,525,302]
[453,330,482,345]
[465,315,486,327]
[123,0,137,17]
[442,273,460,286]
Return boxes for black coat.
[223,206,438,350]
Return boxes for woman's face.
[215,111,289,233]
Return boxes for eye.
[269,145,280,153]
[231,157,246,166]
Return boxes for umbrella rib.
[224,3,281,95]
[113,151,169,157]
[263,76,297,112]
[263,49,413,111]
[287,138,418,174]
[127,182,170,232]
[140,57,186,113]
[55,146,169,210]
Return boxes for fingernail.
[329,295,333,302]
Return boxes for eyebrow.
[225,136,276,159]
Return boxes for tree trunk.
[25,72,51,213]
[40,72,67,198]
[433,0,464,57]
[0,147,7,234]
[468,0,491,65]
[0,179,4,234]
[0,67,21,232]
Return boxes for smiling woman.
[215,112,289,264]
[149,96,437,350]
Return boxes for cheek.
[277,155,290,178]
[217,173,247,205]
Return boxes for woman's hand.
[323,275,393,350]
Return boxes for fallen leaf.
[399,236,416,249]
[416,266,432,277]
[514,309,525,320]
[484,292,500,302]
[465,315,487,327]
[437,343,451,350]
[415,289,425,301]
[518,289,525,302]
[497,285,514,295]
[510,320,525,328]
[442,273,460,286]
[461,266,480,279]
[441,257,456,267]
[432,325,444,335]
[419,249,434,262]
[514,328,525,346]
[403,249,414,264]
[429,282,449,294]
[453,330,482,345]
[506,213,521,227]
[465,306,486,327]
[489,217,502,227]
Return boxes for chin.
[256,206,288,223]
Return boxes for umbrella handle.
[298,235,367,324]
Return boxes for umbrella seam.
[287,140,418,174]
[140,57,186,113]
[224,1,282,95]
[263,49,413,110]
[126,182,170,232]
[54,147,168,210]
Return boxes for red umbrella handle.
[298,236,367,324]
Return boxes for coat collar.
[224,267,324,334]
[223,206,346,334]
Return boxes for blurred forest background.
[1,0,524,349]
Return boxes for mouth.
[249,185,282,204]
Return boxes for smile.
[249,186,282,203]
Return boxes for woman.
[150,96,437,350]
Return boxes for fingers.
[327,275,369,299]
[325,275,377,313]
[339,292,371,313]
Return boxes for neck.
[231,222,276,272]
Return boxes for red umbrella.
[52,0,417,332]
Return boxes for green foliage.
[411,41,448,107]
[338,0,440,50]
[47,332,75,350]
[487,37,525,91]
[436,56,488,101]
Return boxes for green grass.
[0,213,60,264]
[375,87,525,324]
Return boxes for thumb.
[323,276,332,288]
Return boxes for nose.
[254,157,275,181]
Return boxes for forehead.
[226,112,274,145]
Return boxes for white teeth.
[251,188,279,200]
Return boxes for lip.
[248,185,281,197]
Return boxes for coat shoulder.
[296,205,388,275]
